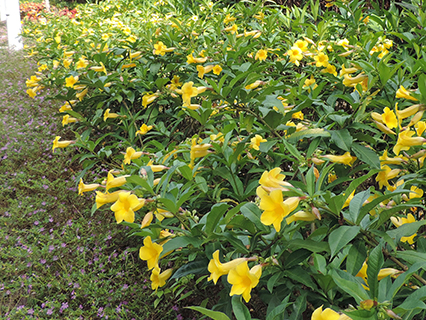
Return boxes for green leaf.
[187,306,231,320]
[178,165,193,181]
[205,203,230,235]
[286,239,330,253]
[259,140,277,153]
[285,267,317,290]
[289,291,307,320]
[346,242,367,276]
[267,272,283,293]
[394,286,426,313]
[372,203,425,230]
[240,202,267,231]
[396,251,426,265]
[348,189,371,224]
[195,175,208,193]
[306,165,315,196]
[281,138,303,161]
[343,309,377,320]
[330,129,353,152]
[366,244,384,299]
[329,226,361,257]
[126,175,154,194]
[351,143,381,169]
[387,220,426,243]
[284,249,312,268]
[418,74,426,98]
[266,295,291,320]
[388,262,426,300]
[287,128,330,144]
[330,269,370,303]
[160,236,203,258]
[231,296,251,320]
[171,260,208,279]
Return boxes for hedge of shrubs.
[22,0,426,318]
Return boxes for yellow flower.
[26,75,41,87]
[393,129,426,155]
[189,138,211,168]
[146,160,168,173]
[356,261,401,288]
[141,211,154,228]
[106,172,128,192]
[76,57,88,69]
[111,191,145,224]
[258,168,291,189]
[339,64,359,77]
[311,306,340,320]
[254,11,265,20]
[76,88,88,101]
[336,38,349,48]
[259,189,300,232]
[294,40,309,52]
[90,62,107,75]
[245,80,264,90]
[103,108,120,121]
[391,214,417,244]
[223,14,236,24]
[228,262,262,303]
[303,76,318,91]
[208,250,246,284]
[153,41,174,56]
[286,46,303,66]
[139,236,163,270]
[286,210,317,224]
[142,93,158,108]
[292,111,304,120]
[52,136,74,152]
[27,88,37,99]
[396,103,421,120]
[179,82,199,106]
[313,52,329,67]
[121,63,136,70]
[186,53,208,64]
[63,59,72,69]
[375,165,401,189]
[224,24,238,34]
[150,267,173,290]
[255,49,267,61]
[379,150,405,165]
[153,208,174,221]
[396,85,418,101]
[250,134,267,150]
[382,107,397,129]
[78,178,101,195]
[321,64,337,76]
[62,115,78,126]
[321,152,357,166]
[196,65,214,79]
[123,147,144,165]
[342,73,368,88]
[136,123,153,136]
[95,190,124,209]
[409,185,424,199]
[170,75,182,89]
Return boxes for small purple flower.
[172,305,179,312]
[40,259,46,264]
[177,315,183,320]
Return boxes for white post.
[45,0,50,11]
[0,0,6,21]
[6,0,23,50]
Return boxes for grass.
[0,21,197,320]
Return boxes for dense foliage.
[20,0,426,318]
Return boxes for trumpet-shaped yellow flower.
[150,267,173,290]
[245,80,264,90]
[123,147,143,165]
[322,152,357,166]
[258,167,291,189]
[224,24,238,34]
[313,52,329,67]
[396,85,418,101]
[111,192,145,223]
[78,178,101,195]
[142,93,158,108]
[286,46,303,66]
[153,208,174,221]
[136,123,153,135]
[186,53,208,64]
[139,236,163,270]
[106,172,128,192]
[52,136,74,152]
[76,88,88,101]
[303,76,318,91]
[356,261,401,289]
[375,165,401,189]
[90,62,107,75]
[250,134,267,151]
[391,213,417,244]
[189,138,211,168]
[321,64,337,76]
[409,185,424,199]
[342,73,368,87]
[76,57,88,69]
[228,262,262,303]
[223,14,236,24]
[62,115,78,126]
[293,40,309,52]
[259,189,300,232]
[180,82,199,106]
[196,65,214,79]
[213,65,222,75]
[396,103,421,120]
[393,129,426,155]
[379,150,405,165]
[141,211,154,228]
[65,75,79,89]
[103,108,120,121]
[311,306,340,320]
[95,190,124,209]
[255,49,267,61]
[153,41,174,56]
[286,210,317,224]
[382,107,397,129]
[208,250,246,284]
[339,64,359,77]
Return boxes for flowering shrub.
[22,0,426,318]
[20,2,77,21]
